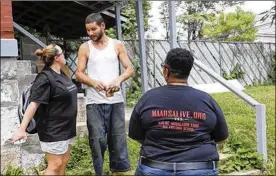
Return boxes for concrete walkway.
[125,107,134,121]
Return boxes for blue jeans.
[135,164,218,176]
[86,103,130,176]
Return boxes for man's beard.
[91,31,104,42]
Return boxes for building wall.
[1,1,14,39]
[255,16,275,43]
[1,1,21,174]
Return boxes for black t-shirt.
[129,85,228,162]
[29,68,78,142]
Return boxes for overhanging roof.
[12,1,127,39]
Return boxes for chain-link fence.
[124,40,275,87]
[46,39,275,87]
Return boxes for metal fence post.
[136,0,149,93]
[218,41,222,76]
[255,104,267,162]
[115,2,126,102]
[168,1,177,49]
[153,41,156,88]
[269,43,272,63]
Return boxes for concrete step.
[76,122,88,137]
[17,60,32,76]
[18,74,37,96]
[21,144,44,175]
[17,60,38,75]
[1,145,22,173]
[224,169,262,175]
[125,107,134,121]
[77,93,86,123]
[17,74,37,85]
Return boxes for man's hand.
[107,78,121,93]
[93,80,107,92]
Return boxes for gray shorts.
[40,137,75,155]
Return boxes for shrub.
[222,63,245,80]
[126,58,142,107]
[267,52,276,84]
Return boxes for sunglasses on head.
[56,51,64,56]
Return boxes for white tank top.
[86,38,124,104]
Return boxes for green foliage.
[127,139,141,171]
[222,63,245,80]
[159,1,242,40]
[106,0,152,40]
[65,41,84,53]
[217,100,264,174]
[267,52,276,84]
[14,25,43,39]
[219,143,263,173]
[201,8,257,41]
[66,136,93,175]
[105,28,117,39]
[126,87,142,107]
[212,86,275,175]
[65,136,140,175]
[177,12,209,40]
[126,58,142,107]
[1,165,25,176]
[122,0,151,39]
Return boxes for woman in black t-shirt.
[129,48,228,176]
[12,44,78,175]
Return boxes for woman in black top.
[12,44,78,175]
[129,48,228,176]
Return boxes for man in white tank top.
[76,13,133,176]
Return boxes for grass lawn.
[212,85,275,175]
[65,85,275,175]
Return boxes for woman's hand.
[12,129,27,144]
